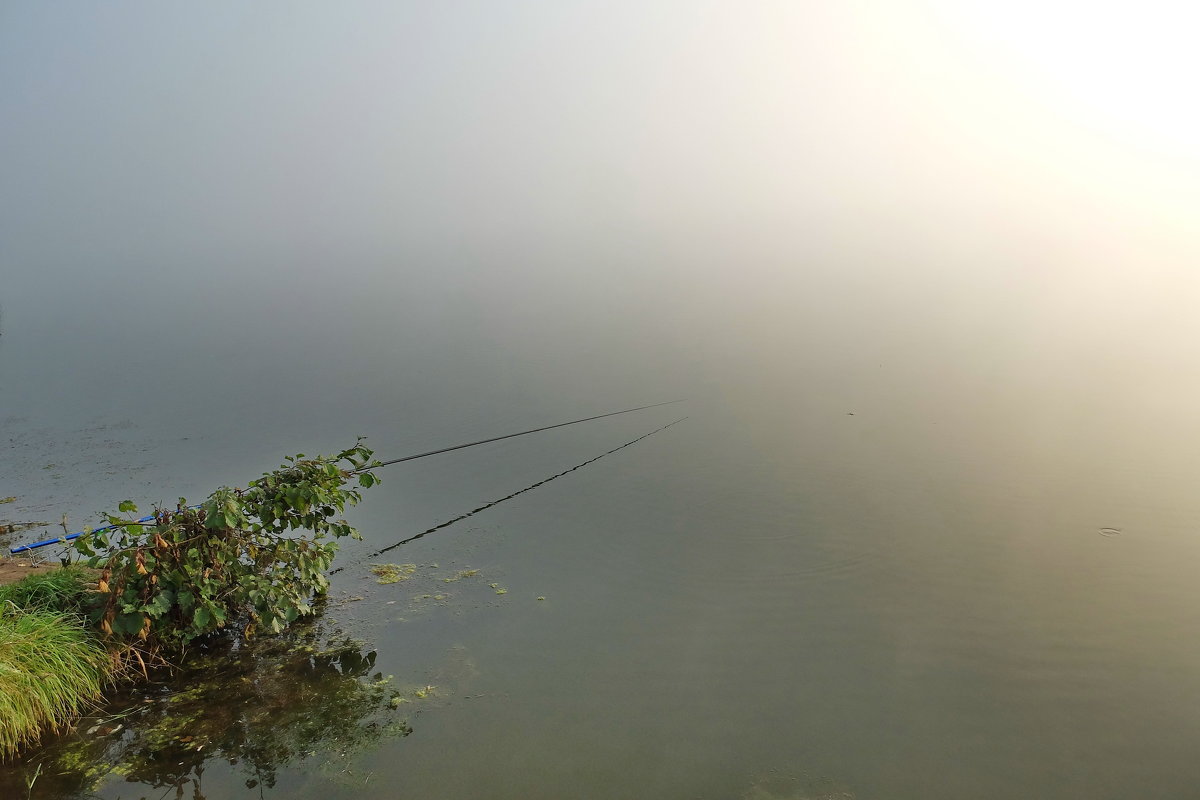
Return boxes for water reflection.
[2,610,412,799]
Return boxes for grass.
[0,606,114,759]
[0,566,95,613]
[0,566,115,759]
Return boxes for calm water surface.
[4,254,1200,800]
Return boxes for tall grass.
[0,566,95,613]
[0,567,114,759]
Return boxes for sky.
[5,1,1196,261]
[3,1,1199,406]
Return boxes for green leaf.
[193,606,212,629]
[118,500,138,513]
[113,612,143,635]
[143,589,175,618]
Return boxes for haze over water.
[4,3,1200,798]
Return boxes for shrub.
[73,441,380,648]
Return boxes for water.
[5,3,1200,797]
[6,253,1200,799]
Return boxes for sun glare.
[941,1,1200,158]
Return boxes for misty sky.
[5,3,1195,257]
[3,1,1199,404]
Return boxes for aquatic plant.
[0,607,114,759]
[72,440,381,647]
[442,568,479,583]
[370,563,417,584]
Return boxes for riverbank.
[0,442,381,762]
[0,557,62,587]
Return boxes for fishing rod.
[9,400,685,555]
[331,416,687,572]
[366,399,684,469]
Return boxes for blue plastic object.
[9,507,201,555]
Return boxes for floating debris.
[0,521,50,535]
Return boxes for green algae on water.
[442,568,480,583]
[370,563,417,584]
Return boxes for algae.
[442,568,480,583]
[369,563,417,584]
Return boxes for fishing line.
[365,399,684,469]
[329,416,687,573]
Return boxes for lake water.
[5,247,1200,800]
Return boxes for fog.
[4,0,1200,478]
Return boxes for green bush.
[74,441,380,648]
[0,442,380,759]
